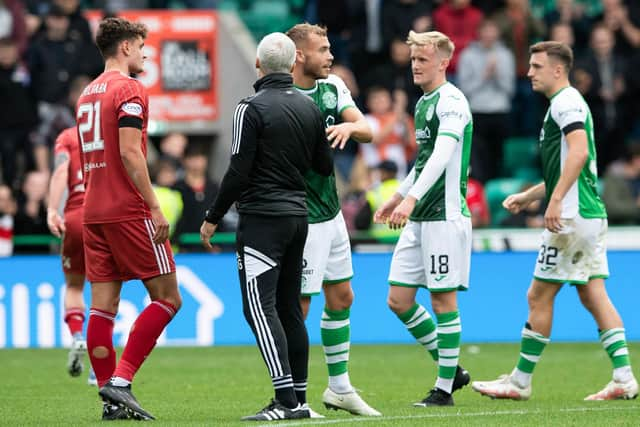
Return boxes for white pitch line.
[258,405,640,427]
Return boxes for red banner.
[86,10,218,122]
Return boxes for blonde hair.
[286,23,328,46]
[406,30,455,59]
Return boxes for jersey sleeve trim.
[438,131,460,141]
[338,104,356,115]
[562,121,584,135]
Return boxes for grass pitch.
[1,343,639,426]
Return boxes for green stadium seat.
[513,167,541,183]
[502,137,540,178]
[485,177,528,226]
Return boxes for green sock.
[435,311,461,394]
[397,303,438,361]
[321,308,351,391]
[514,326,549,387]
[600,328,631,369]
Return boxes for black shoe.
[241,399,310,421]
[452,365,471,393]
[99,382,155,420]
[414,388,454,407]
[102,401,130,421]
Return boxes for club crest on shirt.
[122,102,143,116]
[322,91,337,109]
[426,104,435,121]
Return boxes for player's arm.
[119,125,168,244]
[47,147,70,237]
[326,75,372,148]
[545,127,589,232]
[503,182,546,214]
[373,167,415,224]
[312,108,334,177]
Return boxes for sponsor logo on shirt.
[122,102,143,116]
[84,161,107,172]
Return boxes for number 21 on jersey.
[77,101,104,153]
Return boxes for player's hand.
[373,195,402,224]
[326,123,353,149]
[200,221,217,250]
[46,208,65,238]
[150,207,170,244]
[544,198,563,233]
[502,192,531,214]
[388,196,416,230]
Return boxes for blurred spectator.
[348,0,388,82]
[458,18,515,183]
[362,38,423,113]
[0,37,37,187]
[52,0,93,44]
[382,0,432,49]
[595,0,640,57]
[543,0,593,52]
[602,143,640,224]
[472,0,502,16]
[24,0,49,38]
[573,24,627,171]
[493,0,546,137]
[500,183,546,228]
[362,86,415,178]
[152,157,183,238]
[174,147,229,248]
[14,171,49,253]
[354,160,401,237]
[433,0,484,76]
[311,0,352,66]
[0,0,28,56]
[0,184,15,256]
[30,74,92,174]
[159,131,188,180]
[466,175,490,227]
[549,22,577,51]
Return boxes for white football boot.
[472,374,532,400]
[584,377,639,400]
[322,388,381,416]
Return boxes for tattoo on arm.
[54,152,69,170]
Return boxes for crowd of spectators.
[2,0,640,255]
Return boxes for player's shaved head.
[96,17,147,59]
[286,23,327,47]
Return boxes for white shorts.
[301,211,353,296]
[388,217,471,292]
[533,216,609,285]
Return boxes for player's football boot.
[452,365,471,393]
[99,382,156,420]
[241,399,310,421]
[67,335,86,377]
[471,374,532,400]
[413,388,454,407]
[322,387,381,416]
[584,377,639,400]
[300,403,325,418]
[101,401,129,421]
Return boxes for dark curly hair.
[96,17,148,59]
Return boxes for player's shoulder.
[550,86,585,116]
[436,83,470,112]
[318,74,346,90]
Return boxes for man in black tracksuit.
[200,33,333,421]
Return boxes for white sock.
[613,366,634,383]
[511,368,532,388]
[110,376,131,387]
[328,373,353,394]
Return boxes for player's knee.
[387,295,409,315]
[326,287,353,311]
[92,346,109,359]
[165,293,182,312]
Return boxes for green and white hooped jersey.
[410,82,472,222]
[296,74,355,223]
[540,86,606,219]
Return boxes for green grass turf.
[1,343,639,426]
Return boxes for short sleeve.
[550,90,587,131]
[114,80,147,122]
[54,129,72,156]
[436,93,471,142]
[327,74,355,114]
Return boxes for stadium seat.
[502,137,540,177]
[239,0,295,41]
[485,177,528,226]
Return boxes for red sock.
[113,300,177,382]
[87,308,117,388]
[64,308,85,337]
